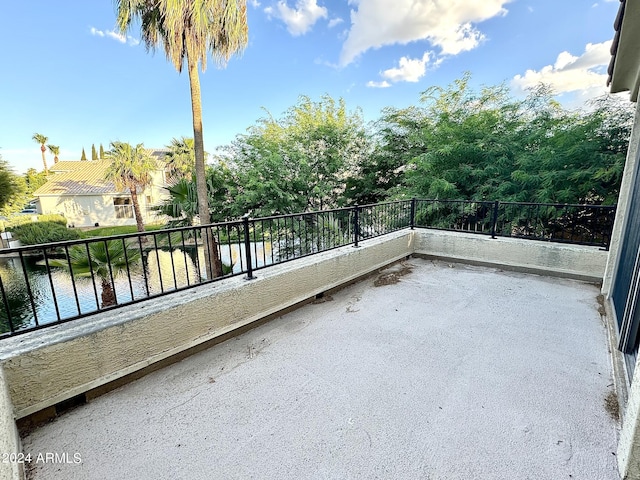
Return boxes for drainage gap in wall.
[55,393,87,416]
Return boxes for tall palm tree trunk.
[187,50,222,279]
[101,278,116,307]
[130,189,145,233]
[40,144,48,174]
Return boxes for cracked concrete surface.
[22,259,620,479]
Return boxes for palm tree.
[52,240,140,308]
[165,137,196,181]
[32,133,48,173]
[105,141,157,233]
[155,177,199,228]
[115,0,248,278]
[47,144,60,164]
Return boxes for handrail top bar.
[416,198,616,209]
[358,200,411,209]
[0,220,245,255]
[498,201,616,209]
[253,206,355,222]
[416,199,496,205]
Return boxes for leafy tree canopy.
[0,156,21,212]
[165,137,196,181]
[105,141,157,232]
[223,95,371,216]
[390,75,632,205]
[159,83,630,224]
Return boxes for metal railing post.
[490,200,499,239]
[354,205,360,247]
[410,197,416,230]
[242,214,255,280]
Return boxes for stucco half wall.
[0,230,415,420]
[415,229,607,282]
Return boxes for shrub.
[2,215,35,230]
[10,222,82,245]
[1,214,67,232]
[36,214,67,226]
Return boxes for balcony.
[0,201,622,479]
[16,252,619,479]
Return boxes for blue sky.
[0,0,621,174]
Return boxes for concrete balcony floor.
[22,258,619,479]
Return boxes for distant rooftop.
[34,160,118,196]
[35,151,168,196]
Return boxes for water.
[0,241,273,335]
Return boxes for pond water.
[0,241,273,335]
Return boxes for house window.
[114,198,134,219]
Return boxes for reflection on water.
[0,241,272,335]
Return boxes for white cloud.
[340,0,511,66]
[328,17,344,28]
[366,80,391,88]
[90,26,139,46]
[106,31,127,43]
[381,52,431,83]
[512,41,611,98]
[249,0,261,6]
[265,0,328,36]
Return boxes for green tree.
[0,176,28,217]
[157,177,199,227]
[52,240,140,307]
[344,106,425,204]
[372,75,631,205]
[0,156,20,211]
[158,161,235,226]
[47,144,60,164]
[105,142,157,232]
[24,168,48,193]
[100,143,105,159]
[32,133,49,173]
[91,144,98,160]
[165,137,196,180]
[0,166,48,216]
[115,0,248,279]
[227,95,370,216]
[81,147,87,161]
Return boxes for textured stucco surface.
[618,354,640,479]
[602,101,640,296]
[0,231,414,419]
[0,367,22,480]
[21,259,619,480]
[415,229,607,281]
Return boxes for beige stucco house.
[32,156,170,228]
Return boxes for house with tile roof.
[32,158,170,228]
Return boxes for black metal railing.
[0,199,615,338]
[414,199,616,248]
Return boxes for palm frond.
[51,240,141,279]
